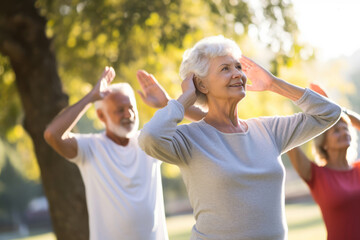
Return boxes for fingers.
[240,56,253,72]
[137,70,156,89]
[100,66,115,84]
[184,73,195,82]
[106,67,115,83]
[181,73,196,92]
[309,83,328,97]
[136,90,146,100]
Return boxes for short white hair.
[94,82,136,110]
[179,35,242,106]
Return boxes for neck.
[204,99,246,133]
[106,130,130,146]
[325,149,351,170]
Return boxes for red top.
[306,161,360,240]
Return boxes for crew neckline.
[198,119,250,135]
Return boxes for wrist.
[177,91,196,109]
[87,90,101,103]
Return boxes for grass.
[3,201,326,240]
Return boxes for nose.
[233,69,246,83]
[123,108,133,119]
[233,67,244,78]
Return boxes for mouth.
[121,119,135,125]
[229,80,245,88]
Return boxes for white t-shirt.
[69,131,168,240]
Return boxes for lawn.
[3,201,326,240]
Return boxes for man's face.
[101,92,139,138]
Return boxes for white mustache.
[120,119,135,124]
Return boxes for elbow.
[43,127,56,146]
[329,104,342,125]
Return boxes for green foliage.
[0,56,21,136]
[1,0,303,180]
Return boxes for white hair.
[179,35,242,106]
[94,82,136,110]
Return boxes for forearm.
[139,100,187,164]
[184,105,207,121]
[287,147,312,181]
[269,78,306,101]
[45,92,95,141]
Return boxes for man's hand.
[136,70,170,108]
[90,66,116,101]
[99,66,116,97]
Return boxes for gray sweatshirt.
[139,89,341,240]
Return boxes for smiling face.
[196,54,247,104]
[323,119,352,152]
[99,92,139,138]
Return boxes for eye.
[236,65,242,70]
[221,66,229,71]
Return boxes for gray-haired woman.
[139,35,341,240]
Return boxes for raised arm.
[43,67,115,159]
[343,108,360,131]
[287,147,312,181]
[138,73,198,165]
[240,56,305,101]
[136,70,206,121]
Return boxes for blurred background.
[0,0,359,239]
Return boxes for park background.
[1,0,360,239]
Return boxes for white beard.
[106,116,139,138]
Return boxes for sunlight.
[293,0,360,60]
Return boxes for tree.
[0,1,88,239]
[0,0,299,238]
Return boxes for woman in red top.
[287,85,360,240]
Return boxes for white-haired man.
[44,67,204,240]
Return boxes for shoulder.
[175,121,203,133]
[73,132,106,145]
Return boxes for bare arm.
[287,147,312,181]
[136,70,206,121]
[240,56,305,101]
[43,67,115,159]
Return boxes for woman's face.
[323,120,351,152]
[200,54,247,103]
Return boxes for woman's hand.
[241,55,305,100]
[177,73,197,109]
[240,56,277,92]
[136,70,171,108]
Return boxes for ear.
[96,109,107,124]
[194,76,208,94]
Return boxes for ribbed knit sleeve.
[138,100,191,165]
[262,88,341,154]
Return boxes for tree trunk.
[0,1,89,239]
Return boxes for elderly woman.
[287,86,360,240]
[139,35,341,240]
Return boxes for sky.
[292,0,360,61]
